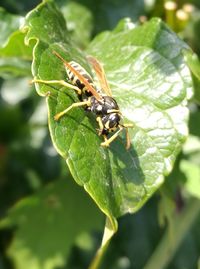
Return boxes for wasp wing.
[87,56,113,97]
[53,51,102,101]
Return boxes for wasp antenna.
[52,50,67,64]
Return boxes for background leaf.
[180,109,200,200]
[184,51,200,103]
[0,8,32,78]
[57,0,146,36]
[59,1,93,48]
[0,0,40,14]
[0,177,103,269]
[180,160,200,199]
[0,7,23,47]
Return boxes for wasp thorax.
[90,96,119,115]
[102,96,119,113]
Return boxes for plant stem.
[144,198,200,269]
[88,217,117,269]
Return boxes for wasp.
[32,51,133,148]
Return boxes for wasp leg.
[101,126,123,147]
[124,128,131,150]
[123,123,134,128]
[102,135,108,143]
[54,100,91,121]
[123,123,134,150]
[96,116,104,135]
[101,123,134,149]
[30,79,82,95]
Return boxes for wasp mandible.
[32,51,133,149]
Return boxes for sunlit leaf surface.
[25,1,192,221]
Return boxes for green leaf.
[143,198,200,269]
[0,57,31,78]
[57,0,145,35]
[181,116,200,199]
[183,135,200,154]
[0,8,32,78]
[184,51,200,81]
[183,135,200,167]
[24,1,192,222]
[0,30,33,59]
[59,1,94,48]
[0,178,103,269]
[0,0,42,14]
[0,7,22,47]
[99,198,200,269]
[189,109,200,137]
[184,50,200,103]
[180,160,200,199]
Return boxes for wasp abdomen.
[66,61,95,92]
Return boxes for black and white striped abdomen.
[66,61,95,91]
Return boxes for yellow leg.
[96,117,104,135]
[123,123,134,150]
[101,126,123,147]
[30,79,82,95]
[125,128,131,150]
[101,123,134,149]
[54,100,91,121]
[103,135,108,143]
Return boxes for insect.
[31,51,133,148]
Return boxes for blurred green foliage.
[0,1,200,269]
